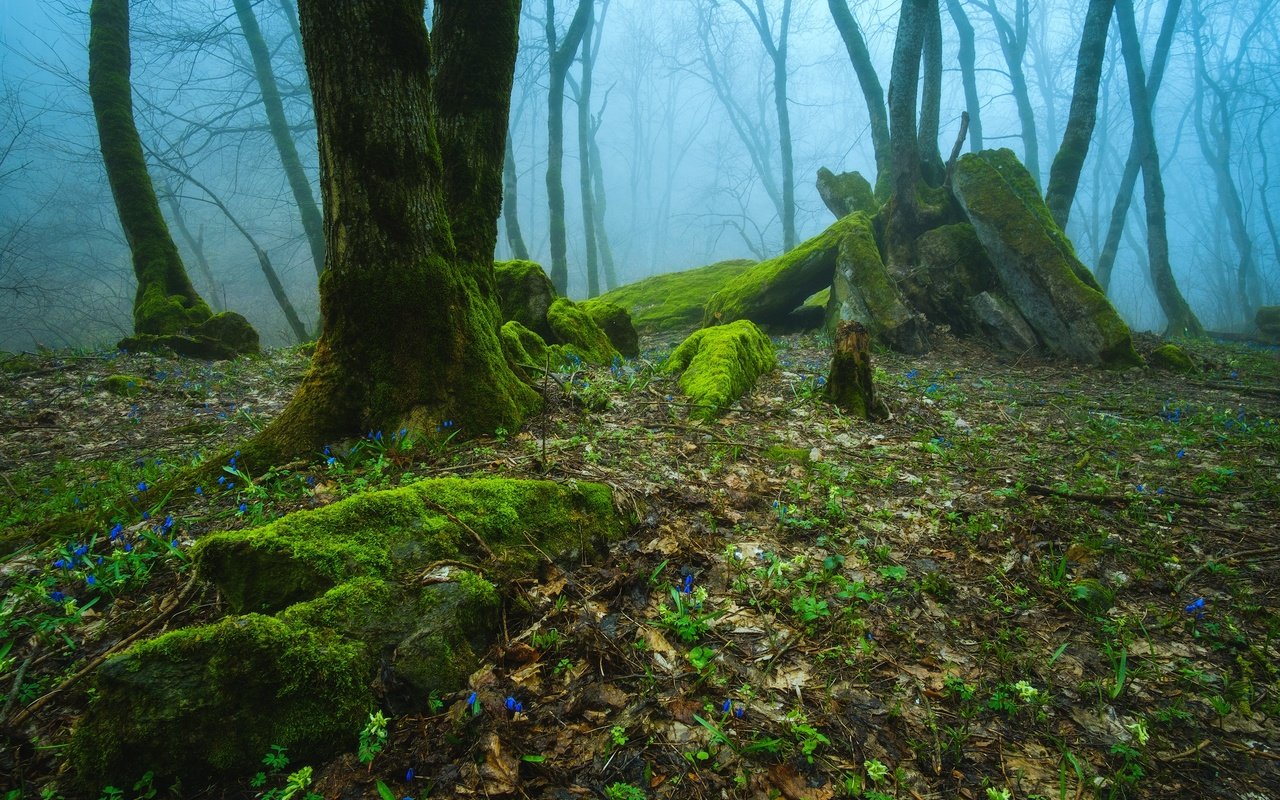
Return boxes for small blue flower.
[734,705,745,719]
[1185,597,1206,614]
[50,591,65,602]
[467,691,478,713]
[137,481,147,492]
[142,511,150,521]
[682,574,694,594]
[217,476,226,485]
[86,575,96,586]
[327,456,336,466]
[124,542,133,553]
[405,768,415,782]
[239,503,247,513]
[323,446,331,456]
[53,558,67,569]
[722,698,732,713]
[906,369,919,379]
[227,482,235,490]
[163,515,174,530]
[1176,449,1186,459]
[1135,484,1146,493]
[74,544,88,557]
[195,486,203,496]
[170,539,179,548]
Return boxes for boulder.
[704,216,860,326]
[546,297,619,365]
[70,478,625,790]
[825,213,929,354]
[816,168,878,219]
[968,291,1040,353]
[1147,343,1195,373]
[494,260,556,339]
[952,149,1139,367]
[895,223,999,335]
[665,320,776,419]
[595,259,755,333]
[579,298,640,358]
[118,312,261,360]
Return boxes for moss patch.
[1147,343,1195,373]
[101,373,145,397]
[579,298,639,358]
[546,297,619,365]
[665,320,776,419]
[825,213,929,354]
[594,259,755,333]
[494,259,556,339]
[816,167,878,219]
[704,216,859,326]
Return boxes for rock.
[579,299,640,358]
[825,213,929,354]
[1256,306,1280,342]
[595,259,755,334]
[816,167,878,219]
[494,260,556,339]
[952,149,1139,367]
[968,291,1040,353]
[665,320,776,419]
[70,478,625,790]
[705,216,860,326]
[101,374,145,397]
[500,320,550,377]
[546,297,619,365]
[191,311,261,356]
[895,223,999,335]
[1147,343,1195,373]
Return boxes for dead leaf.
[477,732,519,795]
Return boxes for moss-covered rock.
[968,291,1040,353]
[494,259,556,339]
[953,149,1139,367]
[1147,343,1195,373]
[191,311,260,355]
[500,319,549,377]
[704,216,859,326]
[816,167,878,219]
[579,298,639,358]
[893,223,999,335]
[70,478,626,790]
[101,373,145,397]
[546,297,619,365]
[117,312,260,360]
[595,259,755,333]
[1256,306,1280,342]
[665,320,776,419]
[825,213,929,354]
[193,477,625,614]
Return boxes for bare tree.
[972,0,1040,185]
[544,0,592,294]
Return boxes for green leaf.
[521,754,547,763]
[375,781,396,800]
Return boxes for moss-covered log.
[88,0,256,354]
[666,320,776,419]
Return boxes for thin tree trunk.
[88,0,216,336]
[568,24,601,296]
[944,0,982,151]
[1045,0,1115,229]
[233,0,325,277]
[980,0,1039,185]
[162,189,221,311]
[918,0,944,186]
[1095,0,1180,292]
[502,134,531,260]
[545,0,592,295]
[827,0,891,192]
[254,0,536,459]
[1114,0,1203,337]
[887,0,927,238]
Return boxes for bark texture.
[828,0,891,193]
[545,0,592,294]
[253,0,536,460]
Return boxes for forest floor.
[1,328,1279,800]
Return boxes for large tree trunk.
[1114,0,1203,337]
[545,0,592,295]
[232,0,325,278]
[980,0,1039,186]
[944,0,982,151]
[827,0,891,193]
[1094,0,1180,293]
[253,0,537,459]
[89,0,215,336]
[1045,0,1114,230]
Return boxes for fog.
[1,0,1276,351]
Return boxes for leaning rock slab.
[953,149,1139,367]
[825,213,929,354]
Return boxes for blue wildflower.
[50,591,65,602]
[1135,484,1146,493]
[137,481,147,492]
[735,705,745,719]
[218,476,226,485]
[1185,598,1206,614]
[906,369,919,379]
[53,559,67,570]
[162,515,174,530]
[327,456,336,466]
[142,511,150,521]
[1176,449,1186,459]
[74,544,88,557]
[195,486,203,496]
[86,575,96,586]
[239,503,247,514]
[406,768,415,782]
[124,543,133,553]
[682,574,694,594]
[722,698,732,714]
[170,539,179,548]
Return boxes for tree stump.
[823,320,878,419]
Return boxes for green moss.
[594,259,755,333]
[69,613,371,790]
[494,259,556,338]
[763,445,811,465]
[578,298,639,358]
[101,373,145,397]
[1147,343,1195,373]
[1256,306,1280,342]
[704,216,859,326]
[546,297,619,364]
[665,320,776,419]
[816,167,878,218]
[193,477,624,613]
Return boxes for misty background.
[0,0,1276,351]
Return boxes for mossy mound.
[547,297,619,365]
[953,150,1139,367]
[117,312,260,360]
[193,477,624,613]
[665,320,776,419]
[1147,343,1195,373]
[101,373,145,397]
[825,213,929,354]
[1256,306,1280,342]
[579,298,640,358]
[816,167,878,219]
[704,216,860,327]
[495,260,556,339]
[70,478,625,789]
[500,319,549,377]
[594,259,755,333]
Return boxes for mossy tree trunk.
[567,2,601,297]
[88,0,215,336]
[232,0,325,278]
[885,0,928,247]
[827,0,891,196]
[1044,0,1114,230]
[977,0,1039,186]
[1114,0,1203,337]
[823,320,878,419]
[917,0,945,186]
[502,135,531,261]
[1094,0,1179,293]
[545,0,592,295]
[252,0,537,460]
[944,0,983,151]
